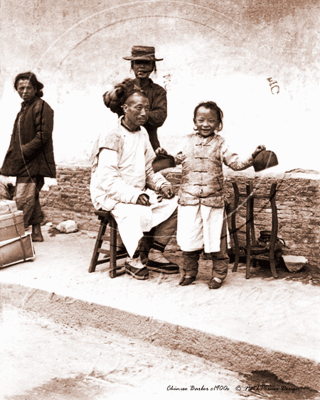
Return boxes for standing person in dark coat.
[103,46,167,153]
[1,72,56,242]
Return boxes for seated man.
[90,91,179,280]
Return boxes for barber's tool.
[250,231,286,255]
[253,150,278,172]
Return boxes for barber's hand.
[102,91,111,107]
[252,145,266,158]
[114,83,126,98]
[160,184,175,199]
[155,147,168,156]
[136,193,151,206]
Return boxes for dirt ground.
[1,305,319,400]
[2,226,320,397]
[48,226,320,287]
[239,258,320,287]
[169,249,320,287]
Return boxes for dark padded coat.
[1,97,56,178]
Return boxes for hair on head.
[14,72,44,98]
[193,101,224,132]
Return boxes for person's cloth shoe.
[179,250,200,283]
[208,277,222,289]
[32,224,44,242]
[125,256,149,280]
[179,275,196,286]
[146,248,179,274]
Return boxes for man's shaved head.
[123,91,150,131]
[124,91,149,107]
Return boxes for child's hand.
[155,147,168,156]
[252,145,266,158]
[136,194,151,206]
[160,184,175,199]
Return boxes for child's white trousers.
[177,205,228,253]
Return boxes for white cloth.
[177,205,230,253]
[112,193,177,257]
[90,120,177,257]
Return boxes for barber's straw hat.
[253,150,279,172]
[123,46,163,61]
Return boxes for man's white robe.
[90,119,177,257]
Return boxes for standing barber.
[103,46,167,153]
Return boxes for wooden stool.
[232,182,279,279]
[88,210,127,278]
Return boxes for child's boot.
[179,250,201,286]
[208,253,229,289]
[208,217,229,289]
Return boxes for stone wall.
[40,167,320,267]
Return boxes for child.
[175,101,265,289]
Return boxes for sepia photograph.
[0,1,319,398]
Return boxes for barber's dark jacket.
[1,97,56,178]
[103,78,167,150]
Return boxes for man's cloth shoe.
[208,278,222,289]
[146,259,180,274]
[146,248,179,274]
[125,257,149,280]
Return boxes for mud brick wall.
[224,173,320,265]
[40,167,320,267]
[40,167,96,231]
